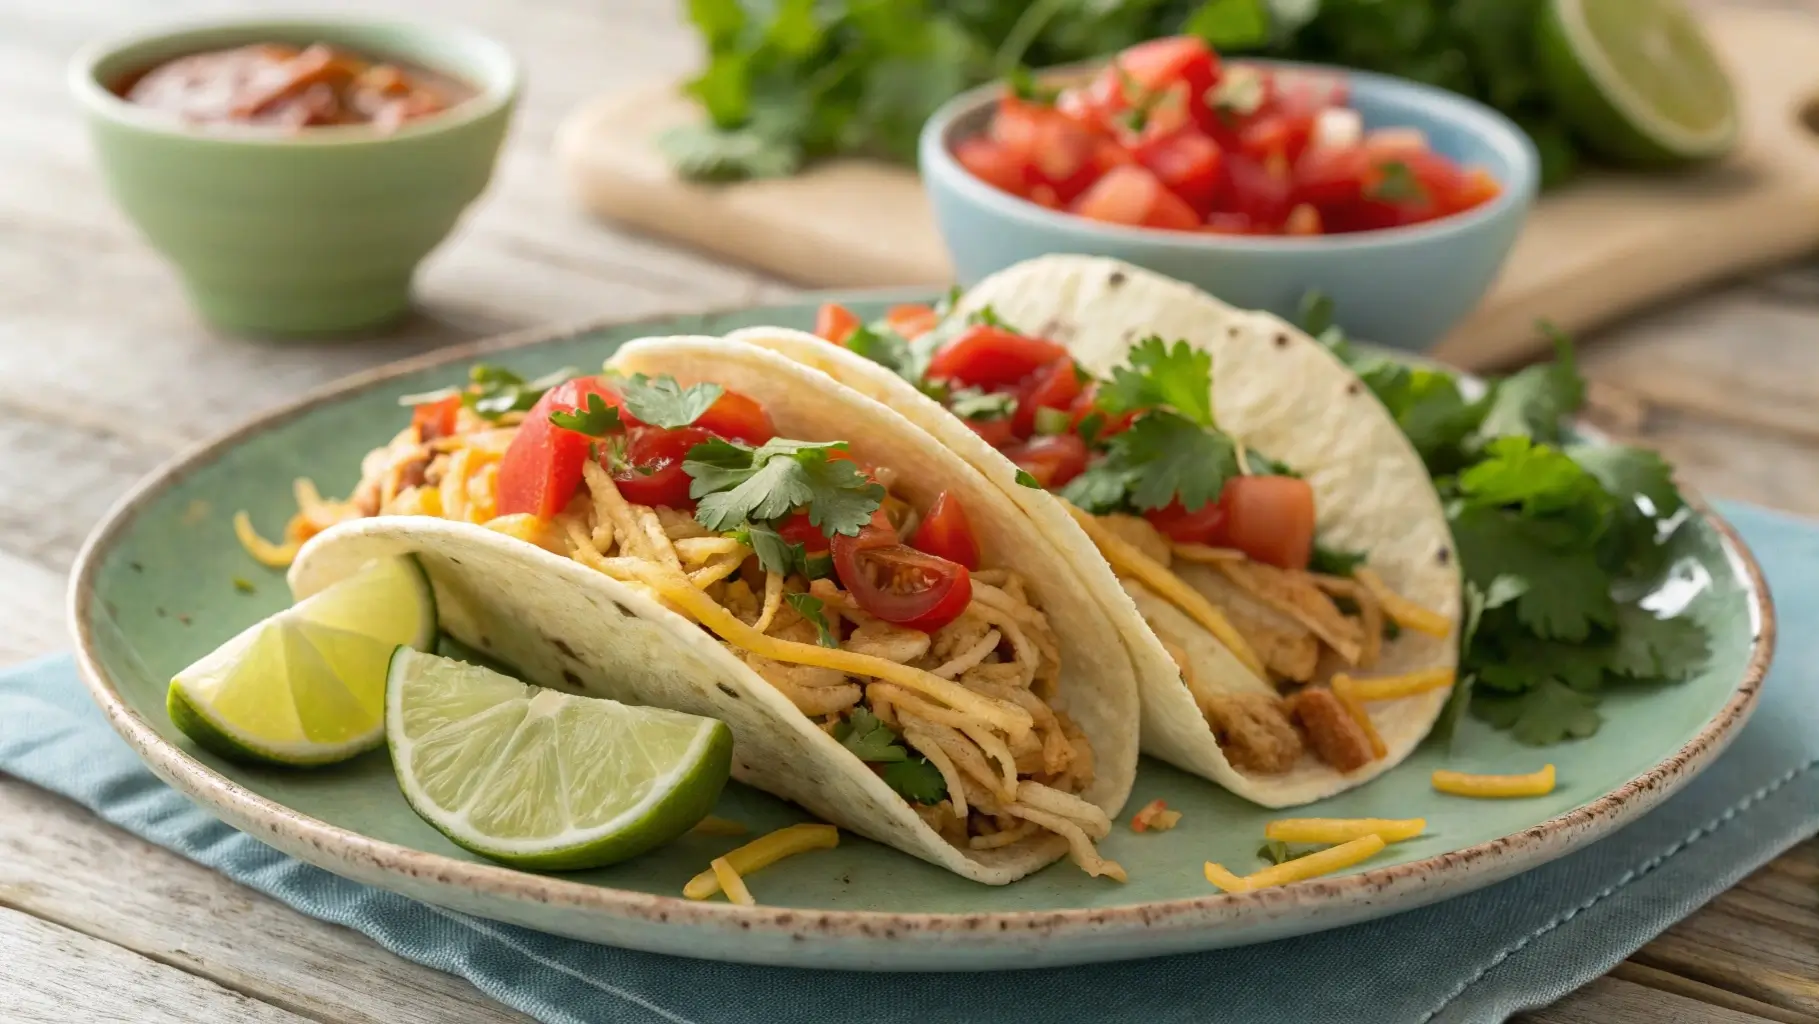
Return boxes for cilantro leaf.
[1350,358,1487,473]
[1474,325,1583,445]
[832,707,908,761]
[1365,160,1427,203]
[740,522,832,579]
[786,592,838,648]
[1257,839,1321,866]
[1097,337,1216,428]
[607,373,725,429]
[1014,469,1042,488]
[1059,461,1141,512]
[1471,679,1603,745]
[458,364,575,421]
[1005,65,1061,104]
[1450,505,1615,641]
[880,757,948,804]
[1431,671,1477,749]
[687,438,884,538]
[1458,436,1613,532]
[1473,633,1609,694]
[1118,411,1239,512]
[1185,0,1271,49]
[948,388,1016,421]
[1568,444,1684,520]
[548,393,625,437]
[1606,603,1709,681]
[1310,545,1366,577]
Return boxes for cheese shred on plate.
[710,856,755,906]
[1264,817,1426,845]
[684,824,841,900]
[1432,765,1557,798]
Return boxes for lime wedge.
[1537,0,1738,164]
[386,648,733,870]
[169,556,436,766]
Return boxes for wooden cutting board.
[557,7,1819,370]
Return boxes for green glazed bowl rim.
[66,295,1776,944]
[68,14,521,147]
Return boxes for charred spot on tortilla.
[552,637,578,660]
[479,634,493,649]
[1436,547,1451,565]
[562,668,583,688]
[717,681,740,699]
[1346,381,1362,395]
[1121,328,1137,342]
[449,556,463,566]
[1108,270,1127,287]
[1228,324,1241,337]
[611,600,633,617]
[1274,332,1289,347]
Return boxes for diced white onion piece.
[1364,127,1429,157]
[1311,108,1362,151]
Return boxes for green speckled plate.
[69,296,1772,971]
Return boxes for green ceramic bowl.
[70,18,519,337]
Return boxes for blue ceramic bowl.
[919,60,1539,351]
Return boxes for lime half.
[387,648,733,870]
[169,556,436,766]
[1537,0,1738,164]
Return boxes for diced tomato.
[833,509,972,632]
[1143,496,1229,545]
[1012,358,1084,438]
[410,394,461,442]
[1218,154,1293,230]
[1268,68,1349,117]
[1238,111,1315,165]
[1202,212,1257,235]
[496,377,625,519]
[926,326,1067,388]
[1221,475,1316,570]
[777,510,831,554]
[692,389,775,445]
[1291,144,1371,210]
[992,96,1102,203]
[954,137,1030,197]
[607,426,713,509]
[911,492,980,570]
[815,304,860,345]
[1067,385,1138,439]
[1133,129,1224,213]
[1003,434,1089,489]
[1105,37,1220,122]
[1072,165,1199,230]
[1442,167,1501,216]
[885,304,940,340]
[963,415,1017,448]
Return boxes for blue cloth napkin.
[3,500,1815,1024]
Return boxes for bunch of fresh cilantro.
[665,0,1587,187]
[1305,296,1711,746]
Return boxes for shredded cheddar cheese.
[1265,817,1426,845]
[1065,503,1266,678]
[1335,668,1455,702]
[1355,568,1452,638]
[683,824,840,900]
[233,511,302,568]
[710,856,755,905]
[1432,765,1556,798]
[1203,861,1251,893]
[1243,834,1387,889]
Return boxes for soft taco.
[732,256,1461,808]
[276,335,1140,883]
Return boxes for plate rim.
[66,294,1777,947]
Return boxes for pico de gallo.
[241,361,1123,879]
[954,36,1502,236]
[816,299,1456,777]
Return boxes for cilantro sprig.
[400,364,576,423]
[785,592,838,647]
[606,373,726,429]
[1313,300,1712,746]
[685,437,885,574]
[832,708,948,804]
[548,394,624,437]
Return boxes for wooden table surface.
[2,0,1814,1021]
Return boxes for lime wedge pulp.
[1537,0,1738,164]
[168,556,437,766]
[386,648,733,870]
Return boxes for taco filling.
[249,363,1122,879]
[814,301,1454,778]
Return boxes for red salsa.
[954,36,1501,236]
[118,43,473,132]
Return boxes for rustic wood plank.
[1518,976,1776,1024]
[0,905,314,1024]
[0,547,68,664]
[0,779,534,1024]
[1611,963,1819,1024]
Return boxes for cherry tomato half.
[410,393,461,442]
[497,377,625,519]
[1221,475,1316,570]
[1002,433,1090,489]
[608,426,714,509]
[926,326,1067,388]
[815,303,860,345]
[693,389,776,445]
[833,510,973,632]
[911,492,980,570]
[1013,358,1084,438]
[1143,496,1229,545]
